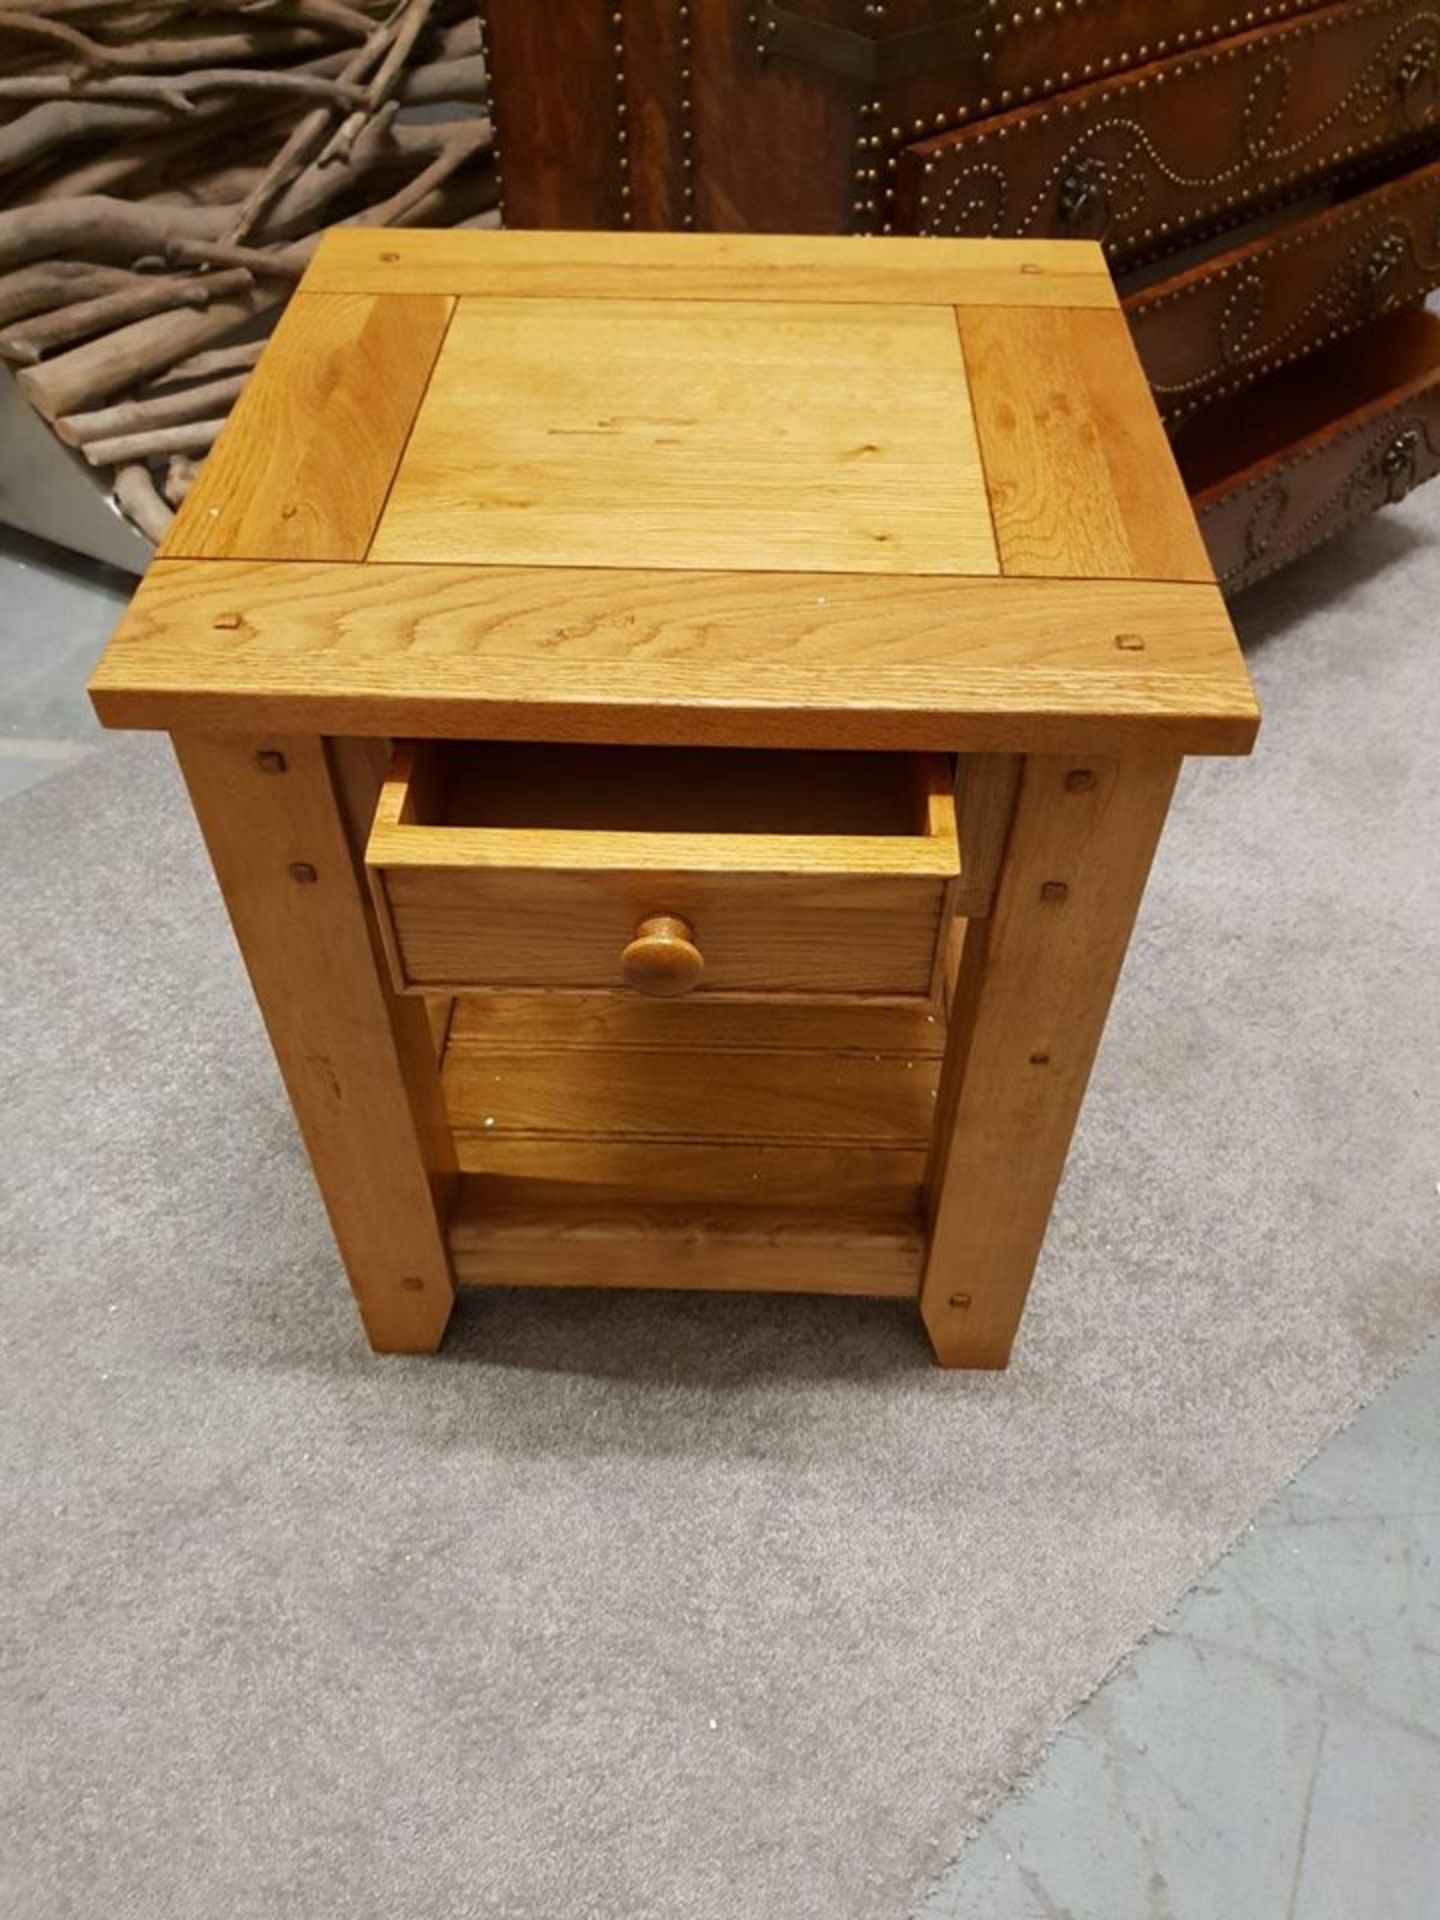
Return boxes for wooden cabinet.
[896,0,1440,265]
[482,0,1440,587]
[89,227,1257,1366]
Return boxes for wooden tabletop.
[90,228,1258,755]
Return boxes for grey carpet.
[3,501,1439,1920]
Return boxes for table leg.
[173,731,458,1353]
[921,753,1181,1368]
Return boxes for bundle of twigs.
[0,0,493,543]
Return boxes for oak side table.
[89,228,1259,1368]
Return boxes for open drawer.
[366,742,960,1000]
[1178,307,1440,593]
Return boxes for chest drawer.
[1126,155,1440,425]
[366,742,961,1001]
[1179,307,1440,592]
[896,0,1440,268]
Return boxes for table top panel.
[94,229,1257,752]
[370,297,999,576]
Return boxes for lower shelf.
[437,989,942,1298]
[447,1186,926,1299]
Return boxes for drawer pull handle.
[1395,45,1437,120]
[1057,157,1110,240]
[1381,428,1421,504]
[620,915,705,998]
[1363,233,1406,294]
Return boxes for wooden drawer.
[366,742,961,1000]
[1127,156,1440,425]
[1179,307,1440,592]
[897,0,1440,269]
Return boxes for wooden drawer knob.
[620,914,704,997]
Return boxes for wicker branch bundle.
[0,0,493,542]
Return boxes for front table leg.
[921,753,1182,1368]
[173,732,458,1353]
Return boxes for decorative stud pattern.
[1129,168,1440,422]
[611,4,632,227]
[475,0,502,218]
[679,0,696,228]
[908,3,1440,273]
[1201,401,1440,590]
[852,96,883,232]
[870,0,1316,169]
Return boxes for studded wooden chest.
[88,227,1258,1366]
[483,0,1440,592]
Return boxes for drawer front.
[896,0,1440,269]
[377,866,954,998]
[1190,314,1440,592]
[367,745,960,1001]
[1127,156,1440,425]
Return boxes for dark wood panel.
[689,0,865,233]
[1127,157,1440,425]
[1183,308,1440,591]
[480,0,624,228]
[878,0,1327,171]
[896,0,1440,268]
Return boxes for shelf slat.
[448,1186,925,1299]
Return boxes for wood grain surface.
[91,562,1258,754]
[172,731,458,1352]
[303,226,1119,309]
[164,292,452,563]
[442,990,946,1055]
[443,995,937,1211]
[443,1021,939,1146]
[368,740,959,996]
[370,296,998,576]
[922,752,1181,1366]
[443,987,935,1296]
[447,1189,926,1298]
[959,306,1214,582]
[451,1137,931,1213]
[374,865,952,997]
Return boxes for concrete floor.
[918,1334,1440,1920]
[2,517,1436,1920]
[0,528,126,801]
